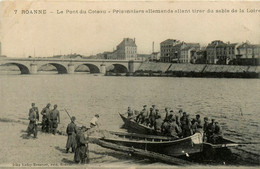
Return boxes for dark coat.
[66,122,77,149]
[74,131,89,163]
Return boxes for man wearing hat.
[49,104,60,135]
[207,119,216,143]
[136,105,148,124]
[74,126,89,164]
[40,103,51,132]
[66,116,77,153]
[203,117,209,141]
[27,103,38,138]
[90,114,99,128]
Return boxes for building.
[226,42,239,61]
[160,39,180,62]
[114,38,137,60]
[103,38,137,60]
[160,39,200,63]
[206,40,227,64]
[179,43,200,63]
[237,42,260,59]
[150,52,161,61]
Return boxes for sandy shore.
[0,119,172,168]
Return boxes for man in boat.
[126,107,134,119]
[49,104,60,135]
[191,119,198,134]
[180,112,192,137]
[148,107,156,127]
[74,126,89,164]
[161,119,170,134]
[90,114,99,128]
[154,113,164,133]
[41,103,51,132]
[203,117,209,141]
[164,108,169,122]
[168,118,182,138]
[66,116,77,153]
[136,105,148,124]
[212,121,223,144]
[207,119,216,143]
[195,114,203,129]
[27,103,38,138]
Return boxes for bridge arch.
[75,63,100,73]
[112,64,128,73]
[38,63,67,74]
[2,63,30,74]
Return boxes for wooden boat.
[89,129,203,157]
[119,113,163,135]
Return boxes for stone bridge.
[0,57,143,74]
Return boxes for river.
[0,72,259,165]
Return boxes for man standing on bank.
[50,104,60,135]
[66,116,77,153]
[27,103,38,138]
[40,103,51,132]
[90,114,99,128]
[74,126,89,164]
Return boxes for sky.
[0,1,260,58]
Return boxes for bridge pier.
[30,64,37,74]
[68,63,74,74]
[128,60,134,74]
[100,64,106,74]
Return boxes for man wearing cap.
[207,119,216,143]
[41,103,51,132]
[49,104,60,135]
[195,114,202,129]
[90,114,99,128]
[66,116,77,153]
[212,121,223,144]
[154,114,164,133]
[136,105,148,124]
[203,117,209,141]
[74,126,89,164]
[148,107,156,127]
[27,103,38,138]
[127,107,134,119]
[168,118,182,138]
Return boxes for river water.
[0,71,259,165]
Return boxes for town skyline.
[1,1,260,58]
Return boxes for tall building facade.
[105,38,137,60]
[206,40,227,64]
[237,42,260,59]
[160,39,200,63]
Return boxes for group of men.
[27,102,100,164]
[27,103,61,138]
[65,114,100,164]
[127,105,223,142]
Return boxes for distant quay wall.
[107,63,260,78]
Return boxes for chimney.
[152,41,154,53]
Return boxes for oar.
[63,109,85,126]
[236,142,260,145]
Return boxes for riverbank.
[0,118,168,168]
[107,63,260,78]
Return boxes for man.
[149,107,156,128]
[195,114,202,129]
[207,119,216,143]
[40,103,51,132]
[49,104,60,135]
[126,107,134,119]
[154,114,164,133]
[203,117,209,142]
[180,112,192,137]
[27,103,38,138]
[164,108,169,122]
[90,114,99,128]
[191,119,198,134]
[66,116,77,153]
[212,121,223,144]
[136,105,148,124]
[74,126,89,164]
[168,118,182,138]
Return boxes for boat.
[88,129,203,157]
[119,113,163,135]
